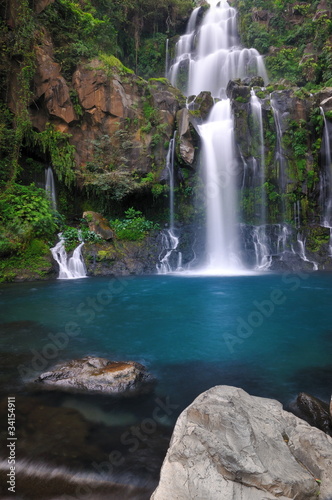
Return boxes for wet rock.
[83,232,162,276]
[35,356,154,396]
[290,392,332,436]
[249,75,265,87]
[188,91,214,121]
[83,211,114,240]
[176,108,196,166]
[226,79,251,101]
[152,385,332,500]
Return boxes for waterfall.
[168,0,268,273]
[320,108,332,225]
[167,132,176,231]
[297,234,318,271]
[157,133,183,273]
[271,97,287,220]
[252,226,271,270]
[45,166,57,210]
[169,7,201,93]
[319,108,332,255]
[250,89,266,225]
[199,100,240,271]
[51,233,87,279]
[169,2,268,98]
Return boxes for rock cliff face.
[152,386,332,500]
[29,36,189,192]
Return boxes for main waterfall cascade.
[162,0,329,273]
[167,0,271,273]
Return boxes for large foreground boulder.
[151,386,332,500]
[35,356,154,396]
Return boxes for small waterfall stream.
[271,96,288,220]
[45,167,87,278]
[320,108,332,255]
[157,133,183,274]
[51,233,87,279]
[45,166,57,210]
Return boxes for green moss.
[0,239,52,283]
[98,53,134,75]
[306,227,330,253]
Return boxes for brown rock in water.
[35,356,154,396]
[83,211,114,240]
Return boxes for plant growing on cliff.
[26,125,76,187]
[110,207,159,240]
[0,184,58,241]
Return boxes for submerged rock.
[35,356,154,396]
[152,385,332,500]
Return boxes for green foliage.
[62,225,102,250]
[151,183,167,198]
[0,238,51,283]
[137,33,168,78]
[235,0,332,86]
[266,47,302,84]
[0,184,58,240]
[26,125,76,187]
[84,168,140,203]
[110,208,159,240]
[98,53,134,75]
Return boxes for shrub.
[0,183,58,239]
[110,208,159,240]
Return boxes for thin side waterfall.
[45,166,57,210]
[250,89,266,225]
[319,108,332,255]
[157,133,183,274]
[250,89,270,269]
[271,97,287,220]
[252,226,271,270]
[297,234,318,271]
[168,0,268,273]
[51,233,87,279]
[165,39,169,77]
